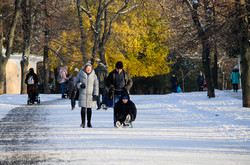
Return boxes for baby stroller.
[27,84,40,105]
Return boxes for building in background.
[3,49,43,94]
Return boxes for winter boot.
[87,108,92,128]
[80,108,86,128]
[87,121,92,128]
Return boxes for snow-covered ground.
[0,90,249,164]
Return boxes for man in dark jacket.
[94,59,108,110]
[106,61,133,126]
[171,74,178,93]
[114,92,137,128]
[25,68,39,104]
[197,71,204,91]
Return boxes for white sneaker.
[116,121,122,128]
[124,114,131,125]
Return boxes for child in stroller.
[25,68,40,105]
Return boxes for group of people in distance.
[58,60,137,128]
[25,60,241,129]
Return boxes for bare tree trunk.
[202,40,215,97]
[76,0,88,63]
[212,1,218,89]
[237,0,250,107]
[184,0,215,97]
[180,68,185,92]
[43,0,50,94]
[213,44,218,89]
[91,0,104,65]
[20,0,34,94]
[0,0,21,94]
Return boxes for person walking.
[106,61,133,126]
[75,63,99,128]
[230,65,241,92]
[94,59,108,110]
[25,68,39,104]
[69,68,79,110]
[58,66,69,98]
[114,91,137,128]
[197,71,205,91]
[171,73,178,93]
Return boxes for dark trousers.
[233,84,238,92]
[97,88,105,109]
[28,92,37,103]
[81,107,92,125]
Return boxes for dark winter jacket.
[197,75,204,87]
[171,76,178,86]
[94,63,108,89]
[25,68,38,93]
[106,69,133,95]
[114,92,137,123]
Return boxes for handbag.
[71,87,79,100]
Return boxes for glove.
[93,95,98,101]
[80,83,85,89]
[109,87,114,93]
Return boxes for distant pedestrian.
[58,66,69,98]
[106,61,133,126]
[75,63,99,128]
[25,68,39,104]
[94,59,108,110]
[171,73,178,93]
[69,68,79,110]
[230,65,241,92]
[197,71,205,91]
[114,91,137,128]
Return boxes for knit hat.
[96,59,101,63]
[115,61,123,69]
[121,95,129,100]
[74,68,79,72]
[63,66,68,70]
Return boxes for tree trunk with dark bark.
[237,0,250,107]
[43,0,50,94]
[76,0,88,64]
[20,0,34,94]
[0,0,21,94]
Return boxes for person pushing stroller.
[114,91,137,128]
[25,68,39,104]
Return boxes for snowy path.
[0,90,249,164]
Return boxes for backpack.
[27,76,34,85]
[57,73,62,82]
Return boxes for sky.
[0,90,249,164]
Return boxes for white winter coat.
[74,67,99,108]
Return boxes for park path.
[0,91,249,165]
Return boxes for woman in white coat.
[75,63,99,128]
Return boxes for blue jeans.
[113,95,121,126]
[60,82,66,95]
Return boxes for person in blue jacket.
[230,65,241,92]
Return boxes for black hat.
[115,61,123,69]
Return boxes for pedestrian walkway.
[223,89,242,100]
[0,92,249,165]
